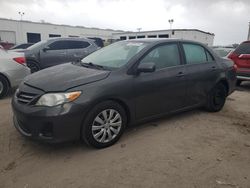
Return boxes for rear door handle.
[176,72,185,77]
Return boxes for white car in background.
[0,49,30,98]
[212,47,235,58]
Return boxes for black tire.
[82,101,127,148]
[27,61,40,73]
[236,80,242,86]
[206,83,227,112]
[0,75,9,99]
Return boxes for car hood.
[23,63,110,92]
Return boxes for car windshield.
[81,41,149,69]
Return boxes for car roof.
[125,38,206,46]
[46,37,94,42]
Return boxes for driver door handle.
[176,71,185,77]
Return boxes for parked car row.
[0,37,105,98]
[0,37,249,148]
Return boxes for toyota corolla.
[12,39,236,148]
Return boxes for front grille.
[16,91,39,105]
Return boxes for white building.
[0,17,215,46]
[112,29,215,46]
[0,18,123,44]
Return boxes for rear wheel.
[27,61,40,73]
[82,101,127,148]
[206,83,227,112]
[0,75,9,99]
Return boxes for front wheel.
[206,83,227,112]
[82,101,127,148]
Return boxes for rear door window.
[49,41,69,50]
[67,41,90,49]
[183,43,214,64]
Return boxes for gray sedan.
[0,49,30,98]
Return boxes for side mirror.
[43,46,50,52]
[137,62,156,74]
[239,54,250,59]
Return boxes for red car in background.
[228,41,250,85]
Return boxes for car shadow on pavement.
[14,108,201,155]
[6,82,249,155]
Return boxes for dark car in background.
[228,41,250,85]
[25,38,99,73]
[12,39,236,148]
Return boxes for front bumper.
[12,97,88,143]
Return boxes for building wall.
[0,18,215,46]
[112,29,214,46]
[0,18,121,44]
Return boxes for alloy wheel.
[92,109,122,143]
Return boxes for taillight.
[13,57,26,65]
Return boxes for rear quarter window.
[183,43,214,64]
[234,42,250,54]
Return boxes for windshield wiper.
[81,62,105,70]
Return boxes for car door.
[66,40,92,62]
[134,43,187,120]
[39,40,68,68]
[181,42,219,106]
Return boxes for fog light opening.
[40,123,53,139]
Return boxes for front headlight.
[36,91,81,107]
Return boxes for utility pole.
[248,22,250,40]
[136,28,142,38]
[18,12,25,43]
